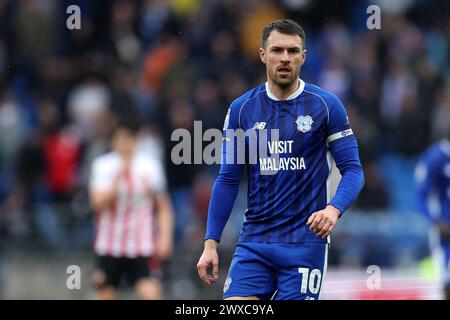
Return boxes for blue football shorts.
[223,241,329,300]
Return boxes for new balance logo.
[253,122,266,129]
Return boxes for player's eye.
[272,48,283,53]
[288,48,300,54]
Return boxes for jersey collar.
[265,78,305,101]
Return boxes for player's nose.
[280,49,290,62]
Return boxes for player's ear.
[259,47,266,64]
[301,49,307,65]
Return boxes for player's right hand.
[197,240,219,285]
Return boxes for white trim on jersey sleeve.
[326,129,353,143]
[326,151,340,203]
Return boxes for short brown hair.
[261,19,306,49]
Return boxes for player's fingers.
[315,218,328,233]
[315,223,327,237]
[320,224,334,238]
[308,214,320,229]
[325,224,335,237]
[213,260,219,280]
[198,268,212,285]
[198,259,217,285]
[200,275,211,285]
[207,274,217,284]
[202,276,212,286]
[197,261,207,278]
[309,214,323,231]
[306,212,317,225]
[316,222,331,237]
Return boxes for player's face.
[111,128,138,157]
[260,30,306,88]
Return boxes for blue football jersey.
[206,79,364,243]
[415,139,450,226]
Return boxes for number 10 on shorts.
[298,267,322,295]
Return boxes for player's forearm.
[329,164,364,214]
[205,172,241,242]
[156,194,175,246]
[329,141,365,215]
[90,188,119,213]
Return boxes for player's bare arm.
[154,193,175,261]
[306,205,341,239]
[197,239,219,286]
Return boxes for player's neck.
[267,79,300,101]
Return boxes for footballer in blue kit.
[197,19,364,300]
[415,139,450,300]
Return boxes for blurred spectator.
[13,0,57,60]
[431,86,450,141]
[139,0,173,47]
[89,117,174,300]
[2,99,66,249]
[43,122,81,198]
[138,34,185,121]
[140,36,183,95]
[425,21,448,76]
[238,0,284,61]
[193,77,224,131]
[380,58,417,130]
[0,40,6,83]
[394,91,429,156]
[209,30,242,76]
[190,172,215,245]
[170,0,201,18]
[354,162,389,210]
[0,90,25,169]
[67,77,111,142]
[36,57,75,106]
[110,0,141,65]
[318,58,349,100]
[220,71,250,104]
[164,98,197,245]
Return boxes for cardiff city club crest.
[223,276,232,293]
[295,115,314,133]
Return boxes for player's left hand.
[306,205,341,239]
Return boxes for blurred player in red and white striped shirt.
[89,118,174,300]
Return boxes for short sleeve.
[148,158,168,194]
[89,159,113,192]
